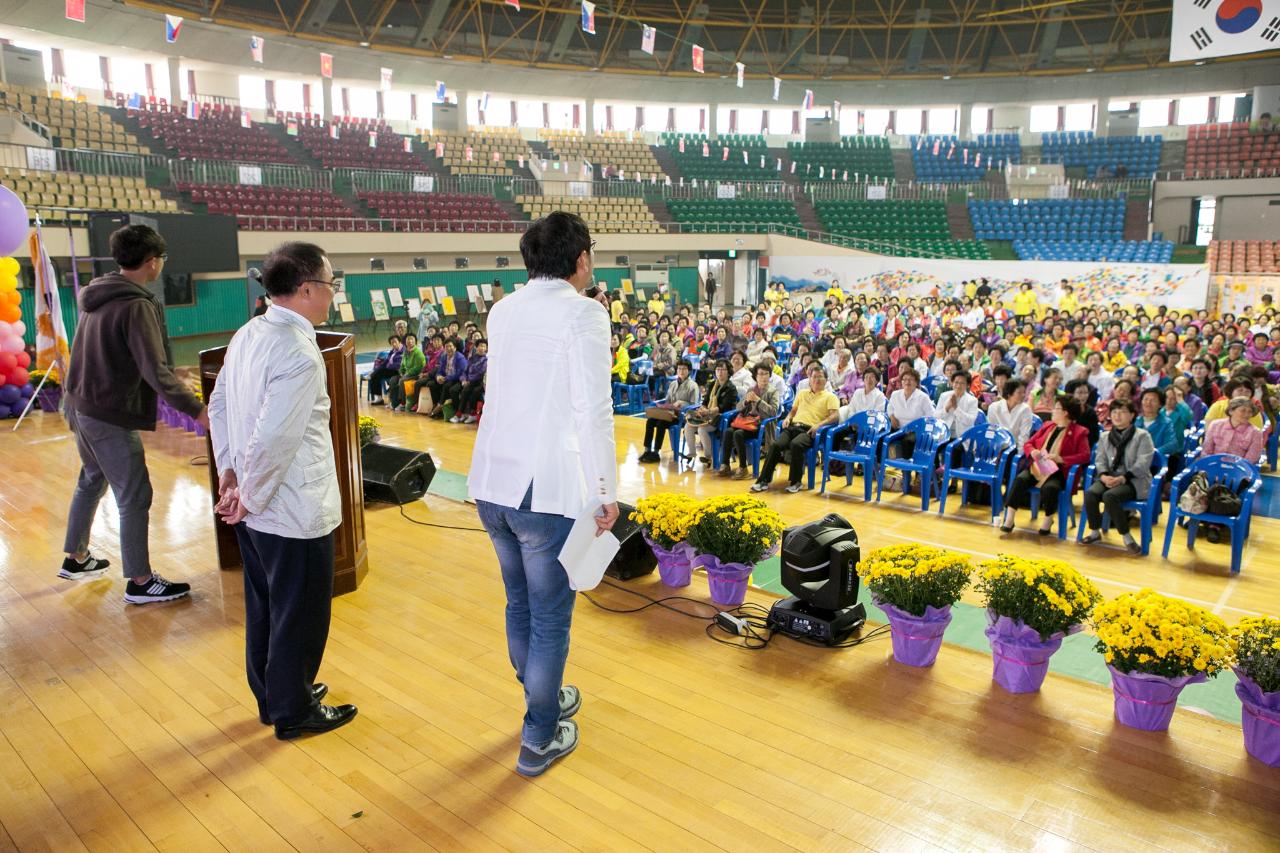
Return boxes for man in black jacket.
[61,224,208,604]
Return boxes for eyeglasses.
[303,277,343,293]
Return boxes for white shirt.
[935,389,979,438]
[821,347,850,371]
[730,367,753,398]
[839,386,887,422]
[987,399,1033,447]
[469,277,617,519]
[887,387,936,428]
[207,305,340,539]
[1087,368,1115,401]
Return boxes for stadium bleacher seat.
[300,118,425,170]
[785,137,894,181]
[660,133,776,181]
[1207,240,1280,274]
[357,190,520,232]
[2,168,177,224]
[1185,123,1280,178]
[909,134,1018,182]
[815,199,989,258]
[968,198,1126,241]
[0,85,149,154]
[1011,239,1173,263]
[666,199,801,233]
[1039,131,1161,178]
[515,194,659,234]
[422,127,530,176]
[542,130,662,180]
[176,182,359,231]
[135,102,299,164]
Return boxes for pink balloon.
[0,321,9,337]
[0,336,22,354]
[15,351,29,368]
[0,187,29,257]
[10,321,24,338]
[7,367,26,386]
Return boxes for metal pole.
[11,368,51,431]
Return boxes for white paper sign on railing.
[238,165,263,186]
[568,181,591,198]
[1048,184,1070,199]
[412,174,435,193]
[25,147,55,172]
[716,183,737,199]
[866,185,887,200]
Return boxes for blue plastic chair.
[1162,453,1262,574]
[667,403,701,463]
[876,417,953,511]
[1005,446,1090,540]
[821,410,892,501]
[612,380,646,414]
[1076,449,1167,555]
[937,424,1016,522]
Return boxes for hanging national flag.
[833,100,841,120]
[380,67,393,92]
[975,152,982,167]
[963,148,969,164]
[480,92,490,111]
[582,161,593,176]
[165,14,183,43]
[802,89,813,109]
[842,170,848,181]
[759,155,765,168]
[30,225,70,387]
[126,93,142,110]
[736,62,745,88]
[776,158,782,171]
[241,112,252,129]
[518,154,525,167]
[329,123,339,140]
[702,142,709,157]
[250,36,264,63]
[287,119,299,136]
[641,24,656,54]
[506,0,520,8]
[185,100,199,120]
[435,81,447,101]
[678,137,685,152]
[916,136,924,150]
[65,0,85,23]
[772,77,781,101]
[581,0,596,34]
[722,147,728,161]
[947,143,955,159]
[435,141,445,157]
[492,150,501,162]
[368,131,378,148]
[932,139,941,156]
[403,138,412,152]
[790,161,796,174]
[692,45,704,73]
[465,144,473,161]
[1170,0,1280,62]
[320,53,334,78]
[819,166,825,178]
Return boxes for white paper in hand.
[557,504,619,591]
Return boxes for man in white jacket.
[208,242,357,741]
[469,212,619,778]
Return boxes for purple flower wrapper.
[1107,665,1207,731]
[643,533,695,588]
[693,553,753,606]
[1234,669,1280,768]
[985,613,1082,694]
[875,598,953,667]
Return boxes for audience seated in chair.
[1080,398,1157,553]
[1001,395,1092,537]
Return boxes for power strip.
[714,611,750,636]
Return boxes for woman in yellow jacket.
[1012,282,1038,321]
[610,333,632,383]
[1101,337,1129,373]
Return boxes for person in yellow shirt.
[1203,379,1264,428]
[1101,338,1128,373]
[1012,282,1038,321]
[825,279,844,303]
[964,280,978,300]
[1058,282,1079,315]
[647,294,666,315]
[751,364,840,493]
[766,282,786,309]
[610,295,624,323]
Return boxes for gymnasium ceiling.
[125,0,1230,79]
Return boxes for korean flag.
[1170,0,1280,61]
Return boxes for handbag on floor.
[644,405,677,422]
[416,385,435,415]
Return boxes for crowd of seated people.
[590,281,1277,554]
[368,318,489,424]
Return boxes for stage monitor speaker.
[604,501,657,580]
[361,444,436,505]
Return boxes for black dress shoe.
[259,683,331,725]
[275,703,358,741]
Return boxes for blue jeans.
[475,488,576,748]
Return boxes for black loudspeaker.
[361,444,436,505]
[604,501,657,580]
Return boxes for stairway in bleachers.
[891,149,915,181]
[646,198,673,226]
[946,203,975,240]
[792,196,823,234]
[1124,200,1150,241]
[649,143,682,183]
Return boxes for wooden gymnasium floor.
[1,401,1279,852]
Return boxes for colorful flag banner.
[947,143,955,159]
[773,77,781,101]
[506,0,520,8]
[65,0,85,23]
[403,138,412,152]
[185,100,199,120]
[833,99,841,120]
[932,139,941,156]
[241,112,252,129]
[380,67,393,92]
[320,53,333,78]
[842,170,848,180]
[435,141,445,157]
[249,36,264,63]
[492,150,501,162]
[435,81,447,101]
[165,15,183,43]
[31,225,69,383]
[742,150,748,164]
[581,0,596,34]
[678,137,685,152]
[702,142,709,156]
[465,144,473,161]
[1170,0,1280,62]
[819,166,825,178]
[126,93,142,110]
[736,62,745,88]
[790,161,796,174]
[329,124,340,139]
[722,147,728,161]
[691,44,704,73]
[963,148,969,164]
[368,131,378,148]
[641,24,656,54]
[975,152,983,167]
[802,89,813,109]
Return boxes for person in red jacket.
[1000,394,1092,535]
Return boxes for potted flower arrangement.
[29,368,61,413]
[686,494,784,606]
[1093,589,1232,731]
[976,555,1102,693]
[1230,616,1280,766]
[861,544,971,667]
[629,493,701,587]
[358,415,382,447]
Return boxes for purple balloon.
[0,186,29,257]
[0,403,11,418]
[0,384,19,405]
[19,383,33,398]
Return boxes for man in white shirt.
[207,242,357,741]
[935,370,980,438]
[468,212,618,778]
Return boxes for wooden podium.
[198,331,369,596]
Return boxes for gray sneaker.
[516,719,578,777]
[559,685,581,719]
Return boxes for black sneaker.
[516,720,578,777]
[123,573,191,605]
[58,553,110,580]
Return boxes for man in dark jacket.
[61,224,207,604]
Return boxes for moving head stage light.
[767,514,865,645]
